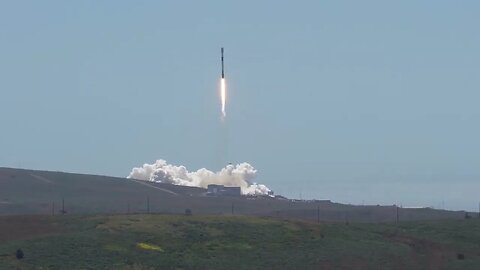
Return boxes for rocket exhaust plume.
[221,78,226,118]
[126,50,273,195]
[127,160,271,195]
[220,47,226,118]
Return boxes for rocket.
[221,47,224,78]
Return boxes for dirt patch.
[132,180,178,195]
[0,216,65,243]
[30,174,54,184]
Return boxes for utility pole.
[147,196,150,214]
[396,206,399,224]
[317,205,320,224]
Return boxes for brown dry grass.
[0,216,65,243]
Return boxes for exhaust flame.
[220,78,226,118]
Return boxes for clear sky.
[1,1,479,210]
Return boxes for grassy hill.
[0,167,469,222]
[0,214,479,269]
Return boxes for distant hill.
[0,167,469,222]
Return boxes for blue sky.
[1,1,479,210]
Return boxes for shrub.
[15,249,24,260]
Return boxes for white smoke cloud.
[127,160,271,195]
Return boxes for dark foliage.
[15,249,24,260]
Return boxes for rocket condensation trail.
[220,48,226,118]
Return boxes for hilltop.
[0,167,469,222]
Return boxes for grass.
[0,214,479,269]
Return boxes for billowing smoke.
[127,160,271,195]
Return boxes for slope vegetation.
[0,215,479,269]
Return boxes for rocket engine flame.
[220,47,226,119]
[220,78,226,118]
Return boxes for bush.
[15,249,24,260]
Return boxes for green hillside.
[0,214,479,269]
